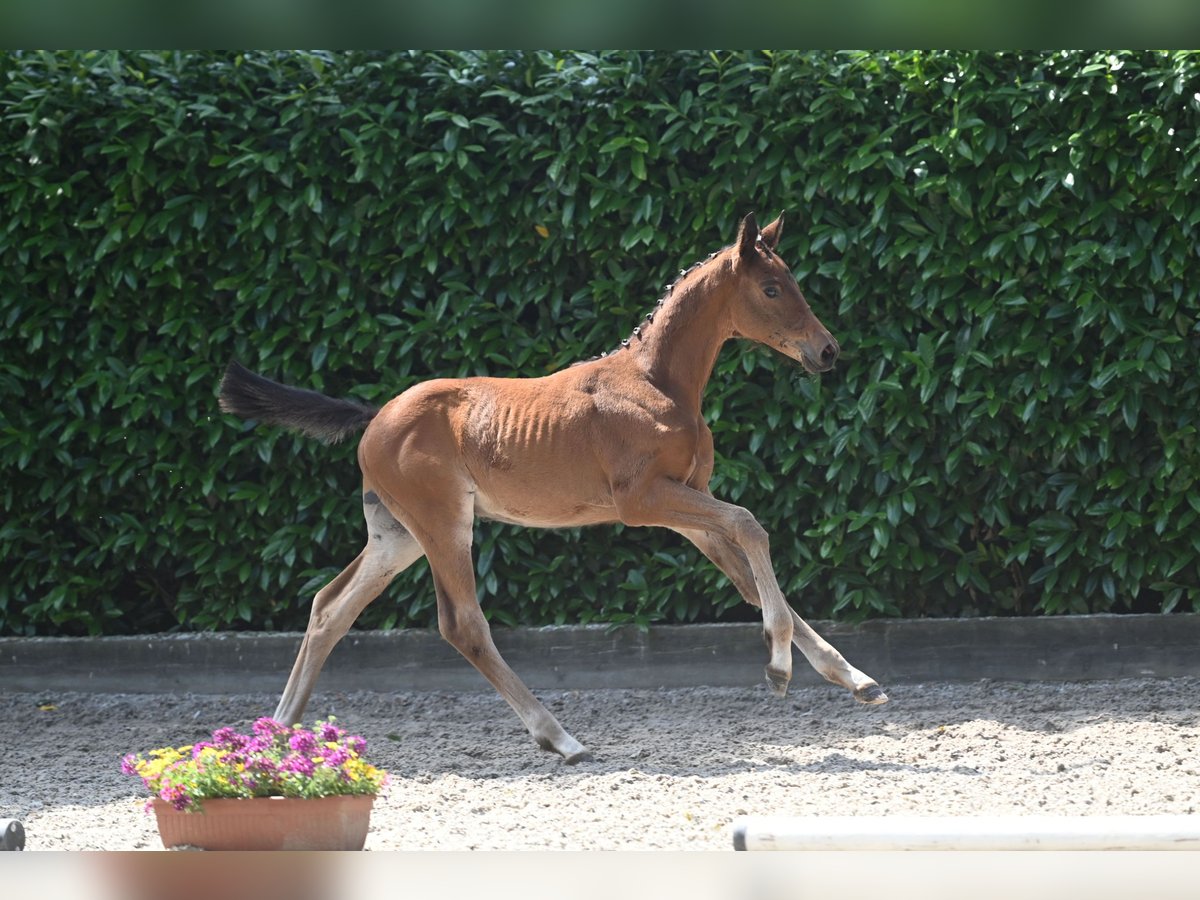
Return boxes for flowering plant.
[121,717,389,813]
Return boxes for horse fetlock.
[763,620,793,697]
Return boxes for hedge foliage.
[2,50,1198,637]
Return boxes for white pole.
[732,815,1200,851]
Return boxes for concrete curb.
[1,613,1196,695]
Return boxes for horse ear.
[736,211,760,263]
[760,212,785,250]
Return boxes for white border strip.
[732,815,1200,851]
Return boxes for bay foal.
[219,212,887,763]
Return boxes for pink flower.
[211,728,255,753]
[322,748,350,768]
[282,754,315,777]
[252,717,288,739]
[159,784,191,812]
[245,735,273,754]
[289,731,318,755]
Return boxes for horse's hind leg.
[414,506,591,763]
[274,491,424,725]
[676,527,888,705]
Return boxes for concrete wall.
[2,614,1196,695]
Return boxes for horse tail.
[218,360,379,445]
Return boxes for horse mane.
[569,249,722,367]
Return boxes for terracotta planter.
[151,794,374,850]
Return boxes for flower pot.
[151,795,374,851]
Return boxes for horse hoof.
[563,748,593,765]
[537,733,590,762]
[854,683,889,705]
[765,667,790,698]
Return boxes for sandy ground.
[3,677,1198,850]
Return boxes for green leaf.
[93,225,123,261]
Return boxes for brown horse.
[219,211,887,763]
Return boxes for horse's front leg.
[615,477,796,694]
[675,527,887,705]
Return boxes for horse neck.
[633,265,734,415]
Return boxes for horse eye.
[764,285,780,298]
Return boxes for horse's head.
[725,211,839,374]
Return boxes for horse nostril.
[820,341,839,366]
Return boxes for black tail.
[218,360,379,445]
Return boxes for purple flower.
[282,754,315,777]
[123,716,384,814]
[322,748,350,768]
[159,784,191,812]
[244,735,273,754]
[289,730,318,755]
[211,727,249,751]
[217,751,246,772]
[253,717,288,738]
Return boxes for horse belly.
[472,481,616,528]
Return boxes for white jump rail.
[732,815,1200,851]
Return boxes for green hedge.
[2,50,1198,636]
